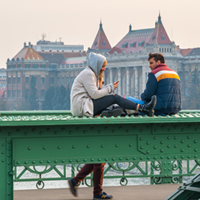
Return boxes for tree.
[42,86,55,110]
[65,85,71,110]
[29,76,38,110]
[42,85,71,110]
[182,68,200,109]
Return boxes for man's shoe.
[101,107,123,117]
[138,95,157,117]
[68,178,78,197]
[93,192,113,199]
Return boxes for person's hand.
[113,81,119,90]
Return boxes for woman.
[70,52,156,117]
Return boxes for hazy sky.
[0,0,200,68]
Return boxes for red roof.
[110,28,154,54]
[109,14,172,54]
[91,22,111,50]
[148,15,171,45]
[14,47,43,61]
[180,48,193,57]
[109,47,123,54]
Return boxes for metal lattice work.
[13,160,200,189]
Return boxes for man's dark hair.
[148,53,165,63]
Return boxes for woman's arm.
[82,70,114,99]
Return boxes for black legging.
[92,94,138,116]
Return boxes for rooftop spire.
[158,12,162,24]
[129,24,132,32]
[99,20,103,31]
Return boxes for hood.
[87,52,106,77]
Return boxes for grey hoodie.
[88,52,105,77]
[70,53,114,116]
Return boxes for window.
[186,88,189,96]
[66,77,69,85]
[130,42,136,48]
[192,71,195,80]
[7,90,11,97]
[8,78,11,84]
[25,64,30,68]
[17,64,21,68]
[13,91,16,97]
[178,72,182,80]
[41,77,45,85]
[7,65,11,69]
[12,64,16,68]
[122,42,128,48]
[185,72,189,80]
[17,77,21,84]
[17,90,21,97]
[94,41,97,46]
[41,90,45,98]
[57,77,60,85]
[162,35,165,41]
[25,77,29,84]
[41,64,46,68]
[25,90,29,98]
[62,77,65,85]
[138,41,145,47]
[33,64,38,68]
[34,77,37,84]
[50,64,54,68]
[102,41,106,46]
[13,78,16,84]
[152,35,155,41]
[50,77,54,84]
[70,77,74,85]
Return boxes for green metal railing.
[0,110,200,200]
[13,160,200,189]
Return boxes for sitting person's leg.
[126,97,145,115]
[92,94,156,116]
[126,96,145,105]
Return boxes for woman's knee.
[113,94,121,100]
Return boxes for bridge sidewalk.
[14,184,181,200]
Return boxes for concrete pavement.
[14,184,181,200]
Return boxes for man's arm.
[141,73,157,101]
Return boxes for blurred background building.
[5,14,200,110]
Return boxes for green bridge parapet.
[0,110,200,199]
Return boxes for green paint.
[0,110,199,199]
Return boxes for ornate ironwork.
[13,160,200,189]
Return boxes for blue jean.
[126,96,145,105]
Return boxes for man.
[141,53,181,115]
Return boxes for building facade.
[6,15,200,110]
[6,41,86,110]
